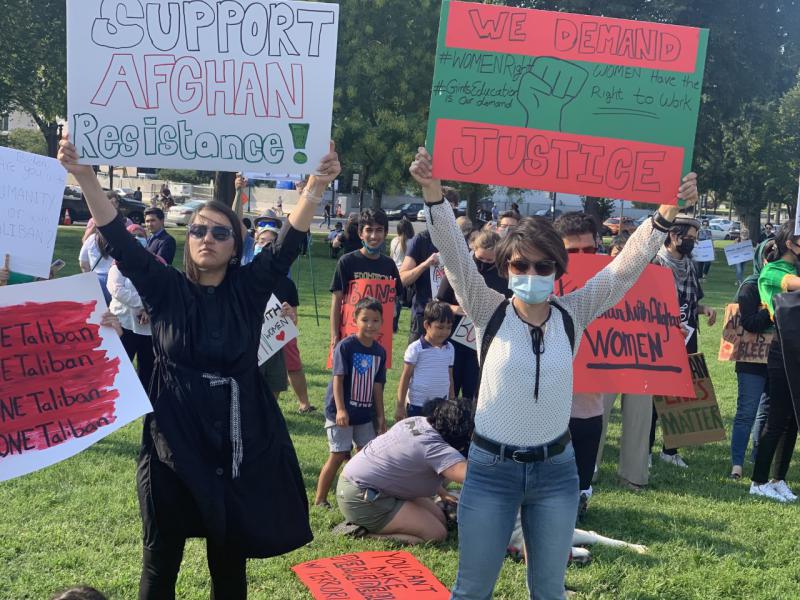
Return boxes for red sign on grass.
[556,254,694,397]
[293,551,450,600]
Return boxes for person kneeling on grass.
[396,300,455,421]
[315,297,388,508]
[336,396,471,544]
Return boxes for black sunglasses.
[508,259,557,276]
[566,247,597,255]
[255,218,282,230]
[188,224,234,242]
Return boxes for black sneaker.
[577,493,589,522]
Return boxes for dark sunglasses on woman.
[508,259,557,276]
[188,224,234,242]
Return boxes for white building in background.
[0,110,38,133]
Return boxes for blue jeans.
[752,393,770,462]
[452,440,578,600]
[731,372,768,467]
[735,262,746,283]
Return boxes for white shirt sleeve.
[404,340,420,365]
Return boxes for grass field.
[2,226,799,599]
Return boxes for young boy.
[315,297,388,508]
[396,300,455,420]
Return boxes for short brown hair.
[473,230,500,250]
[183,200,244,283]
[495,216,568,279]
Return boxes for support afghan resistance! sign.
[427,1,708,205]
[67,0,339,173]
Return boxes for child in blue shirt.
[315,297,387,508]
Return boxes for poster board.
[691,239,715,262]
[451,317,476,350]
[718,303,772,364]
[0,147,66,278]
[293,551,450,600]
[556,254,693,397]
[724,241,755,266]
[426,1,708,205]
[329,278,397,369]
[654,353,726,448]
[0,273,152,482]
[430,262,446,299]
[258,294,299,365]
[67,0,339,173]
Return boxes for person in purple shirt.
[144,207,177,265]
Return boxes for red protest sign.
[556,254,693,397]
[328,278,397,369]
[292,551,450,600]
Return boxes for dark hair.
[94,230,111,259]
[354,297,383,319]
[423,300,454,325]
[766,221,800,262]
[144,207,165,221]
[495,216,568,279]
[443,188,460,205]
[665,223,695,248]
[498,210,520,223]
[359,208,389,233]
[183,200,244,283]
[242,217,253,229]
[50,587,107,600]
[424,397,474,452]
[396,218,415,254]
[554,212,597,238]
[609,235,628,254]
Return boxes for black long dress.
[99,215,312,558]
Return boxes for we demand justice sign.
[67,0,339,173]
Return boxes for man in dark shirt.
[133,187,143,202]
[144,207,176,265]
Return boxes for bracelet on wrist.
[652,211,675,233]
[425,196,446,207]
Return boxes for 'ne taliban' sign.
[654,353,725,448]
[67,0,339,173]
[427,1,708,205]
[556,254,693,397]
[293,551,450,600]
[718,303,772,364]
[0,274,152,482]
[328,278,397,369]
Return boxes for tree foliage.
[2,128,47,155]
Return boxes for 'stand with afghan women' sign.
[427,1,708,205]
[0,274,151,482]
[67,0,339,173]
[556,254,693,397]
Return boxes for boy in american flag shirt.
[315,298,387,508]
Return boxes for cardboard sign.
[258,294,299,365]
[67,0,339,173]
[329,278,397,369]
[451,317,477,350]
[0,147,66,278]
[0,273,151,482]
[724,241,755,266]
[654,353,726,448]
[293,551,450,600]
[718,304,772,364]
[426,1,708,205]
[691,239,715,262]
[430,263,446,299]
[556,254,693,397]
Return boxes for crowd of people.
[6,133,800,599]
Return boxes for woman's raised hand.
[57,134,96,180]
[409,147,442,203]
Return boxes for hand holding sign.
[0,254,9,286]
[517,58,588,131]
[57,134,95,179]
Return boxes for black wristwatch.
[652,211,674,233]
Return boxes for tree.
[582,197,614,222]
[333,0,440,207]
[4,128,47,155]
[157,169,216,186]
[0,0,66,157]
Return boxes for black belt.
[472,431,571,463]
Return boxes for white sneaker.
[750,482,789,502]
[659,452,688,468]
[772,480,798,502]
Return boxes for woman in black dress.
[58,137,340,599]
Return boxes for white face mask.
[508,273,555,305]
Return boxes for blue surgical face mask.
[508,273,555,305]
[254,245,262,256]
[362,240,385,256]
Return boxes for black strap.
[476,298,575,400]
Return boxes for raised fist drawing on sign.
[516,58,589,132]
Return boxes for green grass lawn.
[2,230,798,599]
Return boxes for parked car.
[725,225,742,240]
[167,199,207,226]
[60,188,146,224]
[602,216,637,235]
[417,208,427,222]
[115,187,137,199]
[386,202,424,221]
[708,224,728,240]
[534,208,563,219]
[709,218,733,231]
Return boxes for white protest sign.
[0,147,66,278]
[451,317,476,351]
[258,294,299,365]
[67,0,339,173]
[691,239,715,262]
[430,259,445,299]
[0,273,152,482]
[724,241,755,266]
